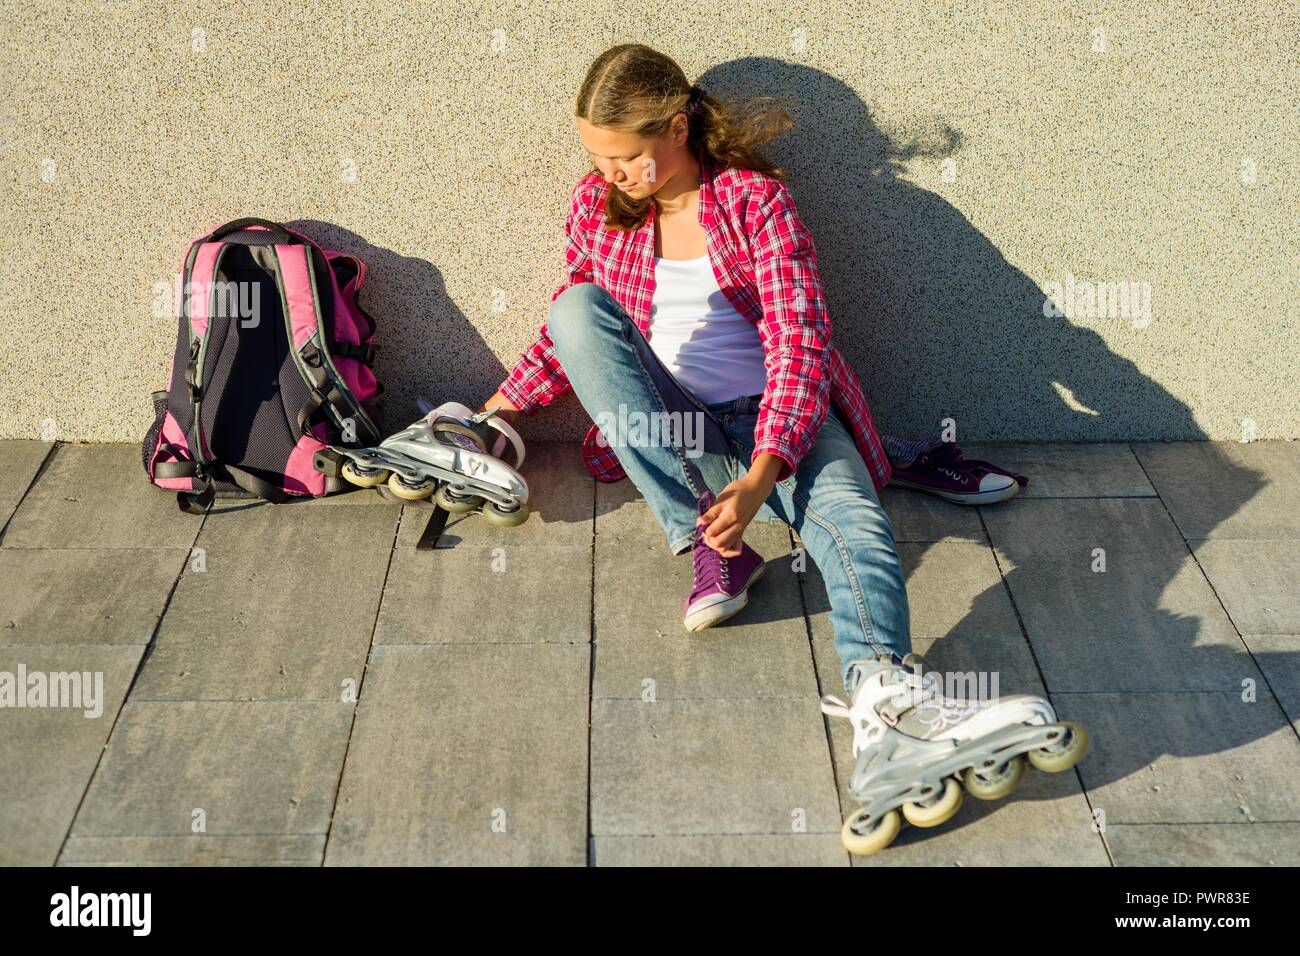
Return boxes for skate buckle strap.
[333,341,376,365]
[819,695,851,719]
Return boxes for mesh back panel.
[199,245,313,489]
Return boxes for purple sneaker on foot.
[889,443,1028,505]
[683,490,767,631]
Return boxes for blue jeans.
[547,282,912,692]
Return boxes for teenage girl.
[476,44,1026,701]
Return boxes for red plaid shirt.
[499,157,892,490]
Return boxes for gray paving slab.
[592,834,848,866]
[808,540,1044,697]
[0,548,183,643]
[0,440,52,529]
[130,505,396,700]
[394,441,593,548]
[804,540,1018,640]
[878,485,986,543]
[961,442,1156,498]
[1242,634,1300,732]
[1192,539,1300,635]
[70,700,354,838]
[983,499,1253,692]
[59,834,325,866]
[590,697,842,836]
[325,643,590,866]
[1105,823,1300,866]
[2,444,202,549]
[592,492,817,699]
[1131,441,1299,539]
[376,541,592,645]
[0,644,144,864]
[591,469,670,539]
[1061,692,1300,824]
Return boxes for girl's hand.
[698,462,780,556]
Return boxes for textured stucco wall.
[1,1,1296,445]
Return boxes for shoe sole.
[684,562,767,632]
[889,478,1022,505]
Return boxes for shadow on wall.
[691,60,1281,820]
[285,220,509,428]
[702,58,1202,443]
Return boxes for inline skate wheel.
[341,460,389,488]
[481,500,530,528]
[901,777,964,827]
[386,471,435,500]
[434,484,483,514]
[963,754,1026,800]
[841,807,901,856]
[1027,720,1089,773]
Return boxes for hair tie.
[688,84,706,109]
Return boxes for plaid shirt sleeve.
[498,178,596,414]
[748,178,834,482]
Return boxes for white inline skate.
[317,401,530,527]
[821,653,1089,855]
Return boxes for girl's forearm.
[741,452,783,494]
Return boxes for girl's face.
[576,114,691,198]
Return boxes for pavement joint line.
[592,829,845,838]
[64,832,331,838]
[0,642,153,649]
[976,500,1116,866]
[0,546,198,551]
[60,863,325,868]
[592,695,833,701]
[0,440,56,545]
[417,542,598,549]
[373,640,596,647]
[994,495,1159,500]
[1128,445,1300,747]
[1044,689,1293,697]
[51,498,209,866]
[119,698,363,704]
[321,504,404,866]
[1103,821,1300,827]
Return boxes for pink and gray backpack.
[142,218,386,513]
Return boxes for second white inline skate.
[315,401,530,526]
[821,653,1089,855]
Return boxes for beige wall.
[2,1,1296,445]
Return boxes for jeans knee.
[549,283,618,356]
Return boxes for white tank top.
[648,254,768,404]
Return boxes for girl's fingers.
[704,520,741,551]
[710,531,742,556]
[698,500,725,525]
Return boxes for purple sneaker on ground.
[889,442,1028,505]
[683,490,767,631]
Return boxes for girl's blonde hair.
[576,44,795,231]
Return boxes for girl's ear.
[671,113,690,146]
